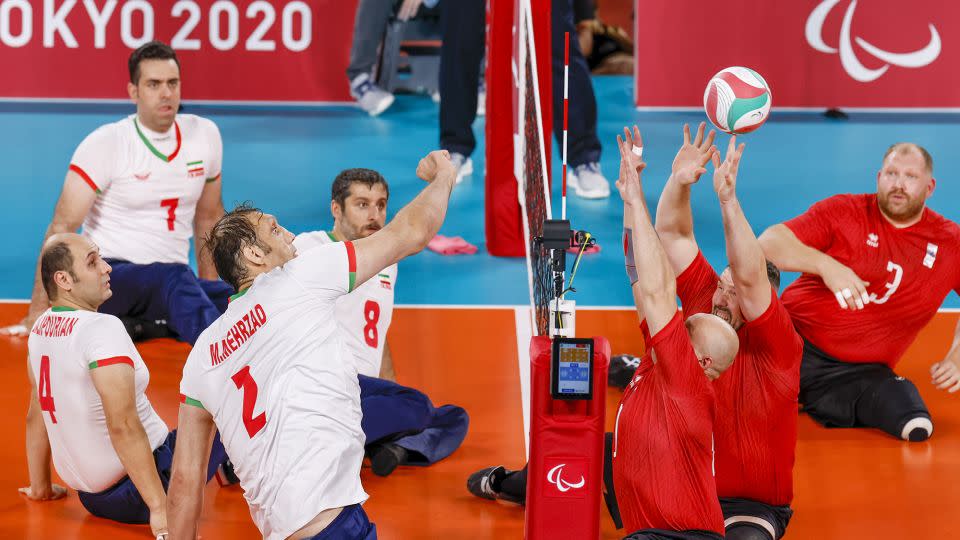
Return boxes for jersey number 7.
[231,366,266,438]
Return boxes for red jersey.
[782,194,960,367]
[676,252,802,507]
[613,311,724,535]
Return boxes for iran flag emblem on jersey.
[187,160,205,179]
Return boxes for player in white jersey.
[20,233,230,539]
[2,41,230,346]
[167,150,458,540]
[294,169,468,477]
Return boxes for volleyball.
[703,67,772,134]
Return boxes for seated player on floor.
[20,233,230,539]
[293,168,468,475]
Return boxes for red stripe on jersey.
[167,122,182,162]
[69,164,100,193]
[95,356,134,368]
[345,241,357,272]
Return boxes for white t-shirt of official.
[294,231,397,377]
[70,114,223,265]
[180,241,367,540]
[26,308,169,493]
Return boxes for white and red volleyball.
[703,67,772,135]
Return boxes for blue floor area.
[4,76,960,306]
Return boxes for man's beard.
[878,190,924,222]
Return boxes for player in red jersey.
[614,125,739,540]
[759,143,960,442]
[654,123,803,540]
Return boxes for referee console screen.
[551,338,594,400]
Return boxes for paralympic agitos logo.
[805,0,941,82]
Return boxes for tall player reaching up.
[2,41,229,345]
[759,143,960,442]
[166,150,458,540]
[653,123,803,540]
[613,125,739,540]
[21,233,230,539]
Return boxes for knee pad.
[725,522,774,540]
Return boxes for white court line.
[514,306,534,458]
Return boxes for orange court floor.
[0,302,958,539]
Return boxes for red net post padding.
[484,0,552,257]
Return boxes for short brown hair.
[206,203,270,290]
[331,168,389,209]
[40,240,77,301]
[128,41,180,84]
[883,143,933,174]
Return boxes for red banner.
[634,0,960,109]
[0,0,358,102]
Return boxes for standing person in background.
[438,0,610,197]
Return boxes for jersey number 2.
[231,366,266,438]
[363,300,380,348]
[38,355,57,423]
[160,198,179,231]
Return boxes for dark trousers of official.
[439,0,601,167]
[77,430,228,524]
[100,259,233,345]
[359,374,469,464]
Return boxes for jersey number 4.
[364,300,380,348]
[231,366,266,438]
[38,355,58,423]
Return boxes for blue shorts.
[305,504,377,540]
[77,430,228,524]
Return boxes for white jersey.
[26,308,168,493]
[294,231,397,377]
[180,241,367,540]
[70,113,223,265]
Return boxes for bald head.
[40,233,112,309]
[685,313,739,380]
[40,233,85,301]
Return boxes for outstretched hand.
[18,483,67,501]
[616,125,647,205]
[416,150,454,183]
[712,135,745,204]
[672,122,716,186]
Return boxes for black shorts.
[799,341,929,438]
[622,529,723,540]
[720,497,793,540]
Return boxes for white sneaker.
[350,74,395,116]
[477,79,486,117]
[449,152,473,184]
[567,162,610,199]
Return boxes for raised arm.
[712,137,770,321]
[352,150,457,286]
[654,123,716,274]
[167,403,218,539]
[1,171,96,335]
[617,126,678,336]
[758,223,869,310]
[91,364,167,538]
[193,178,226,280]
[19,361,67,502]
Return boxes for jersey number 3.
[231,366,266,438]
[38,355,57,423]
[364,300,380,348]
[868,260,903,305]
